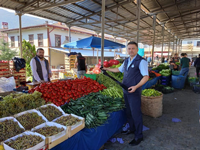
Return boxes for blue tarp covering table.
[51,110,126,150]
[142,76,160,90]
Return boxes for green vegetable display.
[0,91,45,118]
[175,62,180,65]
[159,69,171,76]
[142,89,162,97]
[100,86,123,98]
[188,77,198,83]
[61,93,125,128]
[96,73,122,89]
[153,64,170,71]
[109,63,123,81]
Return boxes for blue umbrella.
[61,36,125,49]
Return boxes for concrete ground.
[104,67,200,150]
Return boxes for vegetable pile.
[5,135,43,150]
[34,126,64,137]
[188,77,198,83]
[0,119,25,142]
[159,69,171,76]
[175,62,180,65]
[61,93,125,128]
[0,91,45,118]
[16,112,46,130]
[152,64,169,71]
[54,115,81,126]
[142,89,162,97]
[29,77,107,106]
[38,105,63,121]
[100,86,123,98]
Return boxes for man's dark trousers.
[124,92,143,140]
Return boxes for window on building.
[55,35,61,47]
[38,34,43,47]
[197,41,200,47]
[187,41,192,44]
[11,36,15,47]
[18,36,20,47]
[29,34,34,45]
[65,36,69,42]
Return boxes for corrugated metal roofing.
[0,0,200,45]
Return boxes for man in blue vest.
[30,48,52,83]
[103,41,149,146]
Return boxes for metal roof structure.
[1,0,199,43]
[0,0,200,61]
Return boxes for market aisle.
[104,73,200,150]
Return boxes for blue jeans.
[179,67,189,76]
[77,70,86,78]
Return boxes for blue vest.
[122,54,144,94]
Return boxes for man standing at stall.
[103,41,149,146]
[75,53,86,78]
[194,54,200,80]
[180,53,190,76]
[30,48,52,82]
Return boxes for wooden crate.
[68,121,85,138]
[47,132,68,149]
[65,55,76,71]
[0,61,11,78]
[10,61,26,83]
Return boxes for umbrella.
[61,36,125,49]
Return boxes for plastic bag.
[13,57,26,72]
[0,76,16,93]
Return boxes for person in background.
[194,54,200,80]
[30,48,52,83]
[75,53,86,79]
[179,53,190,76]
[169,53,180,71]
[147,56,151,66]
[162,56,165,63]
[103,41,149,146]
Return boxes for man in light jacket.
[30,48,52,83]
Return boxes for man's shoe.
[129,138,143,146]
[121,130,135,135]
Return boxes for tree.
[0,39,17,61]
[21,40,36,77]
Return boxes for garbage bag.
[13,57,26,72]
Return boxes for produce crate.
[65,54,76,71]
[84,74,96,80]
[14,109,48,128]
[10,61,26,84]
[53,114,85,138]
[31,122,68,149]
[0,117,25,142]
[0,61,11,78]
[3,131,46,150]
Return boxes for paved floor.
[104,67,200,150]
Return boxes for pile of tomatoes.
[29,77,107,106]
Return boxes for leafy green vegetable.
[142,89,162,97]
[61,92,125,128]
[100,86,123,99]
[159,69,171,76]
[175,62,180,65]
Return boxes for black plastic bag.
[13,57,26,72]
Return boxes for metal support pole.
[168,33,171,61]
[97,49,99,63]
[161,25,165,59]
[18,13,23,58]
[176,38,178,54]
[136,0,141,43]
[172,35,175,56]
[126,40,128,56]
[101,0,105,67]
[151,15,156,65]
[68,26,71,52]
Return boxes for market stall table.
[51,110,126,150]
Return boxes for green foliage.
[0,38,17,60]
[21,40,36,77]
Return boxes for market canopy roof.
[0,0,200,45]
[61,36,125,49]
[50,47,128,57]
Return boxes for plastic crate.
[171,75,186,89]
[84,74,96,80]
